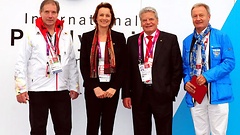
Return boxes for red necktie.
[145,36,153,62]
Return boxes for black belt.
[143,84,153,89]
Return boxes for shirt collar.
[144,30,157,38]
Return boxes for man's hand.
[69,90,79,100]
[16,92,29,104]
[184,82,196,94]
[122,97,132,109]
[196,75,207,86]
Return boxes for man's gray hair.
[191,3,211,16]
[139,7,158,20]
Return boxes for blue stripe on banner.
[173,1,240,134]
[221,1,240,135]
[172,99,195,134]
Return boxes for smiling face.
[140,11,158,35]
[96,7,111,29]
[40,3,58,29]
[191,6,210,33]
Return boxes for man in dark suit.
[122,6,182,135]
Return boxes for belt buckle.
[144,84,152,89]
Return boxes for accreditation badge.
[98,60,111,82]
[48,56,62,74]
[147,58,153,68]
[139,63,152,82]
[195,64,202,76]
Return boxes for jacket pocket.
[216,83,233,100]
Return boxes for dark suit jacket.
[122,31,182,104]
[80,29,126,91]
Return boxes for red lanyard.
[46,33,56,57]
[138,29,160,63]
[45,30,61,57]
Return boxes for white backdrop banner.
[0,0,237,135]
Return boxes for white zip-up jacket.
[14,26,80,94]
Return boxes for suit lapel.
[153,33,164,63]
[141,35,144,63]
[132,34,143,64]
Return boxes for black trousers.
[132,87,173,135]
[84,88,119,135]
[28,90,71,135]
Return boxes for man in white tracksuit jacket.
[14,0,80,135]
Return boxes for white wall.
[0,0,235,134]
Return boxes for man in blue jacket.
[182,3,235,135]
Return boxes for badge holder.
[98,61,111,82]
[139,63,152,82]
[48,55,62,74]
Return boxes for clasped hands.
[184,75,206,94]
[94,87,116,99]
